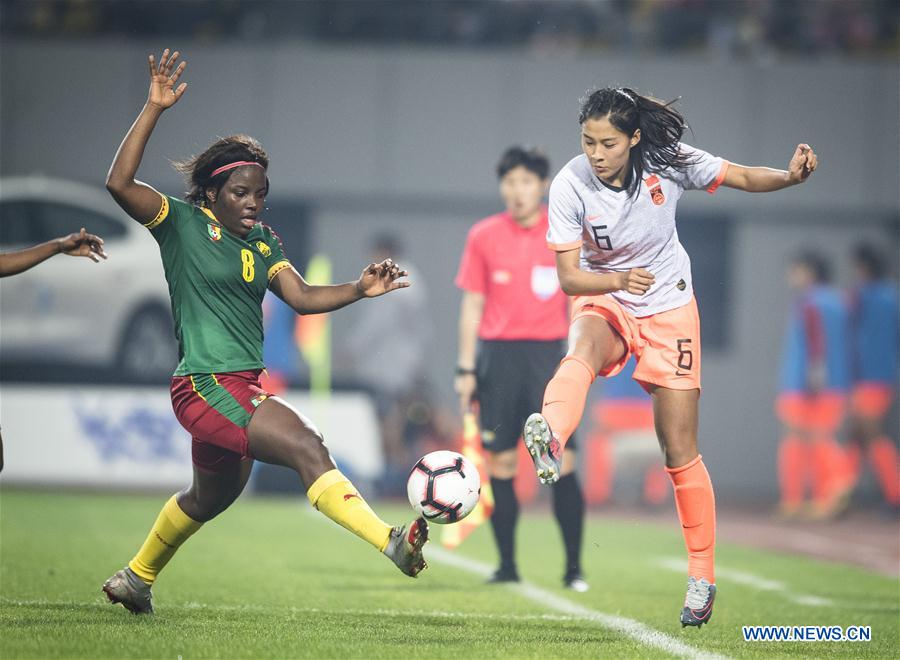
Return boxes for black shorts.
[476,339,577,453]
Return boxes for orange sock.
[541,356,595,450]
[811,437,846,505]
[868,437,900,505]
[778,435,808,507]
[666,455,715,583]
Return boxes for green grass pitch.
[1,489,897,658]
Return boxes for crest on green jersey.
[207,224,222,241]
[256,241,271,257]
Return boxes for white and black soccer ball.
[406,450,481,525]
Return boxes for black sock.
[489,477,519,573]
[552,472,585,578]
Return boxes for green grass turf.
[1,489,897,658]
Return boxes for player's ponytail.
[579,87,695,196]
[173,135,269,206]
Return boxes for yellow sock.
[307,469,393,552]
[128,495,203,585]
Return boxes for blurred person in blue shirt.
[776,251,851,519]
[844,243,899,509]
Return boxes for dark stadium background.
[1,0,897,505]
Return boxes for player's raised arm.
[722,144,818,193]
[270,259,410,315]
[106,49,188,223]
[0,228,107,277]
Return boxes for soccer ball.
[407,450,481,524]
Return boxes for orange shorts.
[776,391,847,432]
[850,383,894,419]
[571,295,701,392]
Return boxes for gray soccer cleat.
[523,412,562,484]
[680,576,716,627]
[384,518,429,577]
[102,567,153,614]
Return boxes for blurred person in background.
[0,227,108,472]
[525,87,818,627]
[455,146,586,590]
[346,233,432,495]
[586,357,668,508]
[100,48,428,615]
[845,243,899,511]
[776,251,851,521]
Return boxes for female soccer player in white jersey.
[522,87,817,627]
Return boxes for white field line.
[429,547,729,660]
[656,557,834,607]
[0,597,614,623]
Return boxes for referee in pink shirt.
[455,147,586,590]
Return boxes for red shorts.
[170,370,271,472]
[850,382,894,419]
[572,295,701,392]
[776,391,846,433]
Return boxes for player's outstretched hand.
[616,268,654,296]
[356,258,410,298]
[58,228,108,263]
[147,48,187,110]
[788,143,817,184]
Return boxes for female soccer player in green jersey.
[101,49,427,614]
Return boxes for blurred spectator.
[776,251,852,520]
[344,233,432,495]
[2,0,896,61]
[585,356,669,507]
[845,243,899,510]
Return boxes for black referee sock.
[552,472,585,578]
[489,477,519,574]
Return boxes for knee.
[658,431,697,468]
[487,449,518,479]
[290,429,329,464]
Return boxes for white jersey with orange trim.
[547,143,729,317]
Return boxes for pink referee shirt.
[455,208,569,341]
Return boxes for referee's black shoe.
[563,571,589,593]
[486,567,520,584]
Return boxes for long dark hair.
[173,135,269,205]
[579,87,694,196]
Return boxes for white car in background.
[0,176,178,382]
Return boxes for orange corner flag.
[441,412,494,549]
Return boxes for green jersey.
[145,194,292,376]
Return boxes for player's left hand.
[356,258,409,297]
[788,144,817,184]
[58,228,108,263]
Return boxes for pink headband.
[210,161,265,178]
